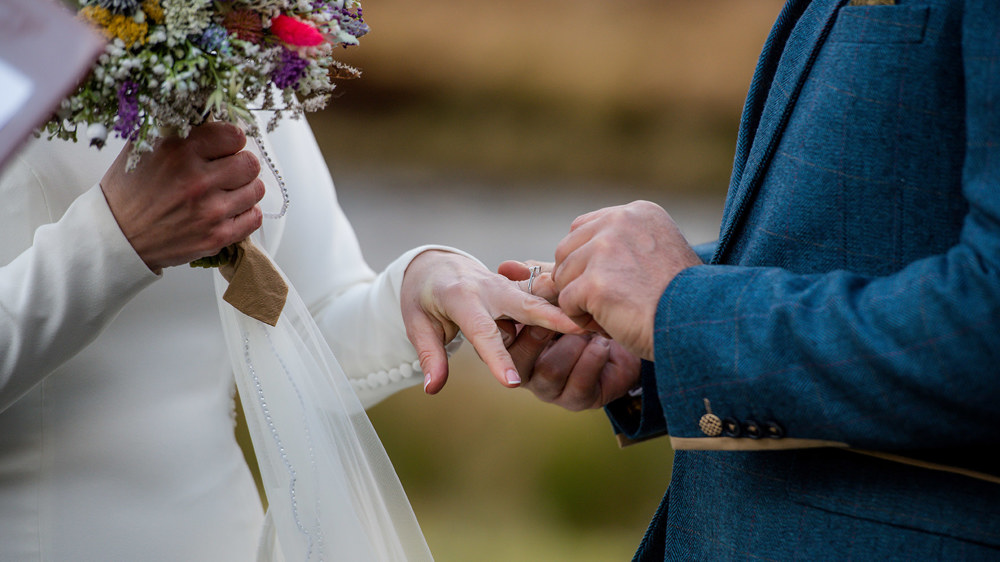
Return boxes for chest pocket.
[829,5,929,44]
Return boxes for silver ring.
[526,265,541,295]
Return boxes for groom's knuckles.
[556,284,589,322]
[568,206,609,231]
[554,228,588,265]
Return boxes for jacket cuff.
[606,360,668,447]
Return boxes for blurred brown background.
[306,1,785,560]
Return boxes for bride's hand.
[401,251,583,394]
[100,122,264,273]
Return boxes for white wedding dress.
[0,115,446,560]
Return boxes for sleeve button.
[699,413,723,437]
[722,417,742,437]
[743,419,762,439]
[763,420,785,439]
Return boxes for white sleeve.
[0,162,160,411]
[266,117,477,408]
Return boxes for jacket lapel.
[713,0,846,264]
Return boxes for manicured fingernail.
[505,369,521,386]
[423,374,431,392]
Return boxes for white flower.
[86,123,108,146]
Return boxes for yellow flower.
[141,0,165,25]
[80,5,149,48]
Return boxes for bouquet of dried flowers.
[42,0,368,168]
[40,0,369,321]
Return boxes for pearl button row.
[350,360,423,392]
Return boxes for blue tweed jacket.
[608,0,1000,558]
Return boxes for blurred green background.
[303,1,784,560]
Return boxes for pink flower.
[270,15,324,47]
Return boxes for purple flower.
[271,48,309,89]
[310,1,370,40]
[334,5,369,39]
[114,80,141,140]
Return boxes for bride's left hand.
[400,250,583,394]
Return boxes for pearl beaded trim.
[243,326,324,560]
[350,360,423,392]
[251,128,290,220]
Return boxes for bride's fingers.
[498,261,560,303]
[489,283,583,335]
[497,260,554,282]
[521,273,559,303]
[445,303,523,388]
[404,312,451,395]
[497,260,531,281]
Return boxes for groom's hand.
[498,260,640,410]
[400,251,583,395]
[552,201,702,361]
[100,122,265,273]
[507,328,642,410]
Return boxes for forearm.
[656,244,1000,451]
[654,5,1000,453]
[0,186,158,410]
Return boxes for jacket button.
[764,420,785,439]
[699,413,722,437]
[722,417,742,437]
[743,419,762,439]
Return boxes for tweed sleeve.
[651,1,1000,454]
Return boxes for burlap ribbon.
[218,239,288,326]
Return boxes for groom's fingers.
[507,326,557,383]
[523,334,590,403]
[555,337,613,411]
[567,205,613,232]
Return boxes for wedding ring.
[526,265,541,295]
